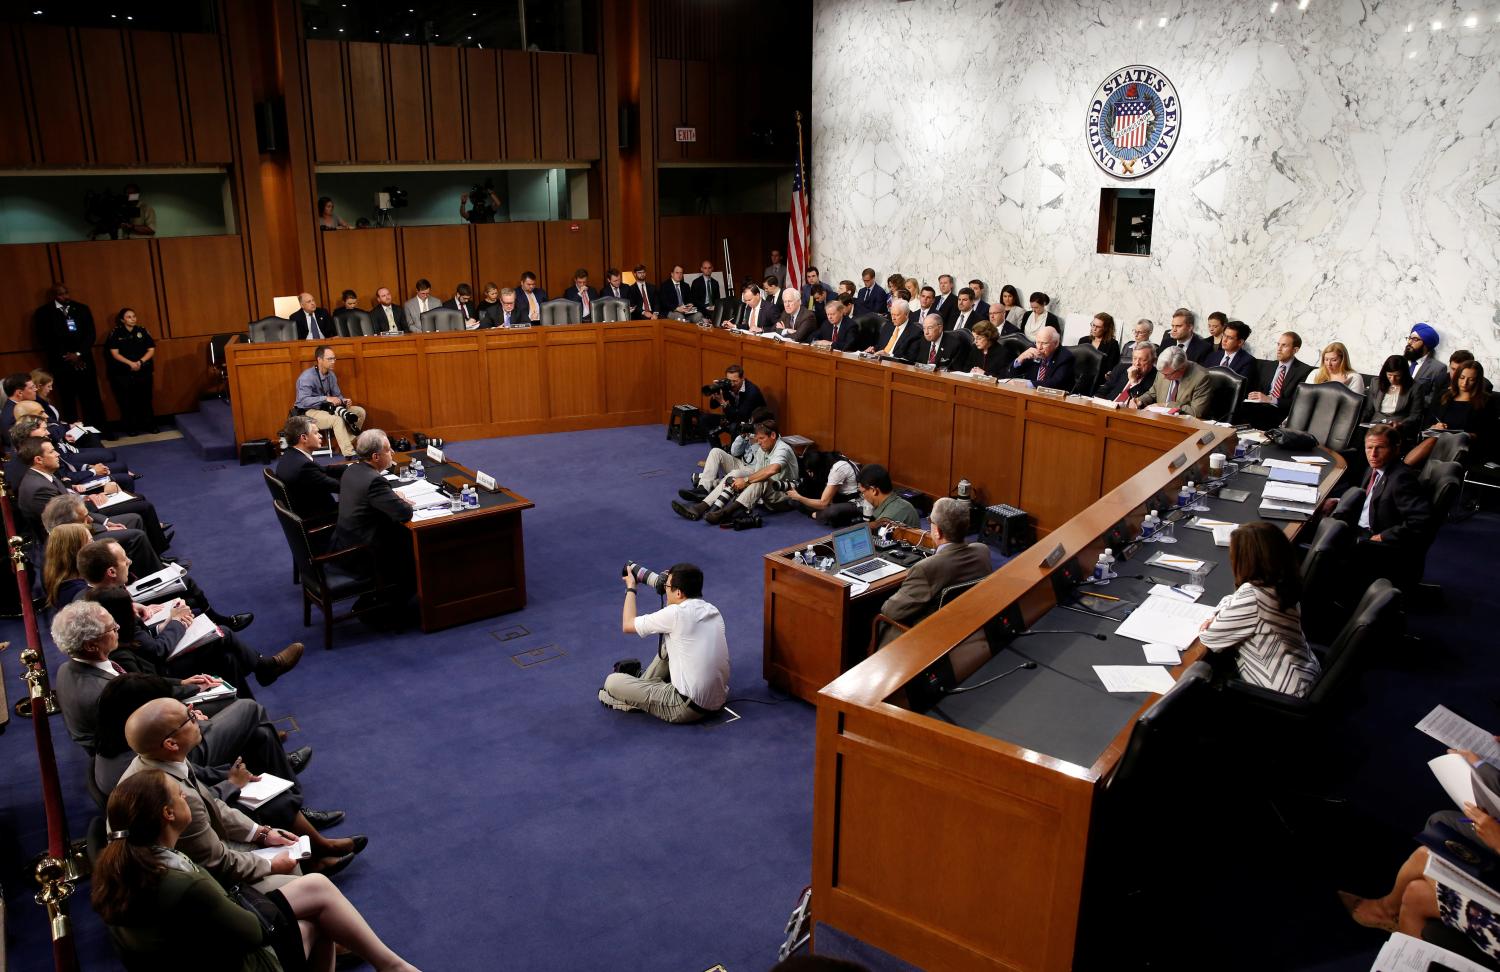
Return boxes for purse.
[225,883,307,972]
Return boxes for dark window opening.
[1097,187,1154,256]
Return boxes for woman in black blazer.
[964,321,1012,379]
[1077,312,1121,378]
[1364,353,1427,445]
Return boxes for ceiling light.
[31,9,42,14]
[1157,16,1168,26]
[1296,0,1309,9]
[1431,19,1442,29]
[1464,14,1478,27]
[338,27,344,32]
[1269,1,1278,10]
[404,32,410,37]
[1406,21,1414,31]
[1408,50,1417,58]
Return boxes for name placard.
[426,444,445,463]
[475,470,497,491]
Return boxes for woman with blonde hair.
[1307,341,1365,395]
[44,522,93,610]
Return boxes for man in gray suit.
[1132,346,1214,418]
[1405,322,1447,389]
[402,278,438,328]
[876,498,993,649]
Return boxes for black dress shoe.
[287,746,314,774]
[308,852,356,878]
[222,612,254,632]
[704,504,735,526]
[302,808,345,829]
[677,486,708,502]
[671,500,708,521]
[346,834,369,855]
[158,521,173,531]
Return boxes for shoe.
[677,486,708,502]
[1337,891,1397,931]
[704,504,735,525]
[287,746,314,774]
[158,521,173,531]
[256,642,304,686]
[302,808,346,829]
[612,658,642,678]
[307,853,356,878]
[671,500,708,522]
[222,612,254,633]
[343,834,369,855]
[598,688,634,712]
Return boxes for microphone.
[1011,629,1108,641]
[944,661,1038,696]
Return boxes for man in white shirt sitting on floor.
[600,564,729,724]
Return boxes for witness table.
[393,451,533,633]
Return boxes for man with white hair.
[1133,345,1213,417]
[1011,326,1076,391]
[869,298,923,359]
[334,429,415,591]
[874,497,992,649]
[290,292,334,341]
[777,286,815,340]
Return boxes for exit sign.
[675,127,697,143]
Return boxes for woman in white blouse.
[1198,521,1322,698]
[1307,341,1365,395]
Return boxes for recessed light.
[404,32,410,37]
[1157,16,1168,26]
[1269,1,1278,11]
[1406,21,1414,31]
[1431,19,1443,30]
[1408,50,1417,58]
[1464,14,1478,27]
[338,28,344,32]
[110,12,116,17]
[31,9,42,14]
[1296,0,1309,9]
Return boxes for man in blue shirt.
[293,346,366,458]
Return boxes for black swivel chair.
[1283,381,1365,454]
[337,309,374,337]
[1069,343,1103,395]
[419,307,464,333]
[1298,517,1354,644]
[854,313,885,349]
[539,299,582,325]
[593,297,631,323]
[248,316,292,343]
[1204,366,1247,423]
[207,332,242,400]
[271,500,382,650]
[1429,431,1472,466]
[993,334,1033,369]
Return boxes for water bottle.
[1103,548,1118,579]
[465,485,479,510]
[1092,551,1111,585]
[413,459,424,479]
[1141,509,1160,541]
[1177,484,1191,509]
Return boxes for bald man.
[290,292,335,341]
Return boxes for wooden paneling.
[426,337,488,427]
[657,216,712,272]
[360,340,426,431]
[388,44,427,162]
[347,42,388,162]
[662,338,702,408]
[543,339,601,417]
[306,39,349,162]
[322,229,399,310]
[157,236,250,337]
[569,54,601,161]
[145,336,218,416]
[656,58,682,160]
[1101,436,1171,495]
[541,220,605,297]
[429,47,465,162]
[464,49,501,160]
[223,345,304,441]
[785,363,835,447]
[180,33,232,163]
[0,27,35,166]
[888,387,952,497]
[400,225,474,299]
[24,25,88,165]
[131,31,188,164]
[682,61,711,162]
[473,222,541,285]
[834,374,886,465]
[1020,418,1100,532]
[717,214,770,284]
[55,241,158,341]
[500,50,536,160]
[711,67,740,160]
[952,401,1019,507]
[79,29,139,164]
[603,332,658,414]
[0,246,55,352]
[534,53,570,160]
[486,341,545,422]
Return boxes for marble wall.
[811,0,1500,374]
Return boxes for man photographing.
[599,564,729,724]
[703,364,765,440]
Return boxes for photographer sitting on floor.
[701,364,765,442]
[784,449,863,526]
[679,406,774,504]
[671,419,798,526]
[599,563,729,724]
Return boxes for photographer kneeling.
[599,564,729,724]
[671,419,798,526]
[702,364,765,442]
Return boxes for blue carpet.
[0,424,1494,971]
[174,399,238,461]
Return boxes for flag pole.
[795,110,807,264]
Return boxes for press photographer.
[702,364,765,441]
[459,181,503,224]
[671,418,798,527]
[598,562,729,724]
[84,184,156,240]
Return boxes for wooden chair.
[271,499,382,649]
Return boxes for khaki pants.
[696,447,745,490]
[703,473,786,512]
[307,405,366,457]
[602,653,704,724]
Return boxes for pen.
[1084,592,1122,602]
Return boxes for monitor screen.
[832,524,874,565]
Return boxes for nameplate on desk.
[1168,452,1188,470]
[426,444,445,463]
[1197,430,1216,445]
[1034,386,1067,399]
[475,470,497,491]
[1041,543,1067,568]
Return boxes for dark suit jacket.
[913,332,969,371]
[562,286,602,320]
[972,300,990,320]
[930,293,959,328]
[736,301,780,332]
[950,307,984,333]
[1253,357,1314,409]
[1014,346,1076,391]
[878,541,993,646]
[963,343,1012,379]
[824,316,864,351]
[660,278,693,312]
[367,302,409,333]
[290,308,335,341]
[34,300,97,367]
[514,287,549,323]
[1335,463,1432,547]
[1207,347,1256,382]
[690,276,721,311]
[274,448,344,520]
[17,467,68,542]
[629,281,660,318]
[853,284,887,318]
[876,320,923,360]
[441,297,480,324]
[333,462,413,554]
[1158,332,1213,364]
[1096,365,1158,402]
[719,380,767,426]
[777,308,813,339]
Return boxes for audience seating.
[540,299,582,325]
[418,308,464,333]
[1204,366,1247,423]
[1070,343,1103,395]
[271,500,383,650]
[1429,431,1471,466]
[593,298,631,323]
[248,316,292,343]
[1283,381,1364,454]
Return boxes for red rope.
[0,487,79,970]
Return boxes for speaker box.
[254,99,285,154]
[617,104,635,150]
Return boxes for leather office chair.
[540,299,582,325]
[1298,517,1354,644]
[263,467,333,581]
[420,307,464,333]
[711,298,740,329]
[248,316,291,343]
[1204,366,1247,423]
[869,578,991,666]
[337,309,374,337]
[207,332,242,400]
[1429,431,1471,466]
[994,334,1033,369]
[593,297,630,323]
[1100,660,1214,797]
[1070,343,1103,395]
[854,313,884,350]
[1283,380,1364,452]
[272,499,382,650]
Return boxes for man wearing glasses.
[333,429,416,596]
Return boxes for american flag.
[786,158,809,289]
[1112,99,1153,150]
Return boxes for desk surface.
[392,452,533,527]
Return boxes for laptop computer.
[832,523,905,584]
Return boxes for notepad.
[1144,551,1208,574]
[1212,525,1235,547]
[1093,665,1177,694]
[1114,595,1216,649]
[412,507,453,521]
[167,615,219,659]
[1148,583,1202,602]
[96,490,136,509]
[1291,455,1329,465]
[251,834,312,862]
[127,563,187,601]
[236,772,296,809]
[188,680,236,704]
[1262,481,1319,503]
[1186,517,1235,531]
[1142,644,1182,665]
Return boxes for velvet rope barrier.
[0,479,80,972]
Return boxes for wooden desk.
[763,523,932,703]
[810,437,1346,972]
[393,453,534,633]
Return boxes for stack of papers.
[189,680,236,704]
[236,773,296,809]
[1186,517,1235,532]
[127,563,188,600]
[167,615,219,659]
[1372,932,1490,972]
[1265,458,1321,485]
[1259,481,1319,521]
[1416,705,1500,764]
[394,480,448,509]
[1262,481,1319,504]
[1093,665,1178,694]
[1211,525,1235,547]
[412,507,453,521]
[96,490,136,510]
[1115,595,1217,650]
[1144,551,1208,574]
[1291,455,1329,465]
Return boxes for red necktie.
[641,285,651,313]
[831,322,839,343]
[928,341,938,364]
[1270,364,1286,401]
[1037,358,1048,382]
[1168,380,1179,404]
[111,661,125,674]
[582,292,591,318]
[1115,383,1130,403]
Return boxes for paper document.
[1143,644,1182,665]
[1371,932,1491,972]
[144,599,185,629]
[168,615,219,659]
[1093,665,1177,694]
[127,563,187,600]
[237,772,296,809]
[1262,481,1319,504]
[1424,853,1500,922]
[1144,551,1207,574]
[1144,404,1178,415]
[189,680,236,704]
[394,480,442,499]
[1292,455,1329,465]
[251,834,312,862]
[1265,459,1319,471]
[1114,595,1216,650]
[1186,517,1235,531]
[1212,525,1235,547]
[76,476,110,492]
[96,490,136,509]
[412,508,453,521]
[1148,583,1202,602]
[1429,752,1476,811]
[1415,705,1500,765]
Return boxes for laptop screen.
[832,524,874,565]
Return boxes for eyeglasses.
[160,703,196,746]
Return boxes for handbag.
[225,883,307,972]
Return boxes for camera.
[702,378,733,397]
[622,562,667,595]
[83,188,140,240]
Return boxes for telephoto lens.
[621,562,667,594]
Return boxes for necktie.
[883,324,902,354]
[504,311,511,325]
[528,293,538,317]
[1037,357,1048,383]
[1168,380,1179,404]
[831,321,839,343]
[384,306,395,329]
[1115,382,1131,404]
[1270,364,1286,401]
[110,661,125,675]
[859,287,868,303]
[1359,469,1383,529]
[582,292,591,318]
[1410,359,1419,378]
[1221,353,1230,367]
[928,341,938,364]
[308,313,322,339]
[641,285,651,313]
